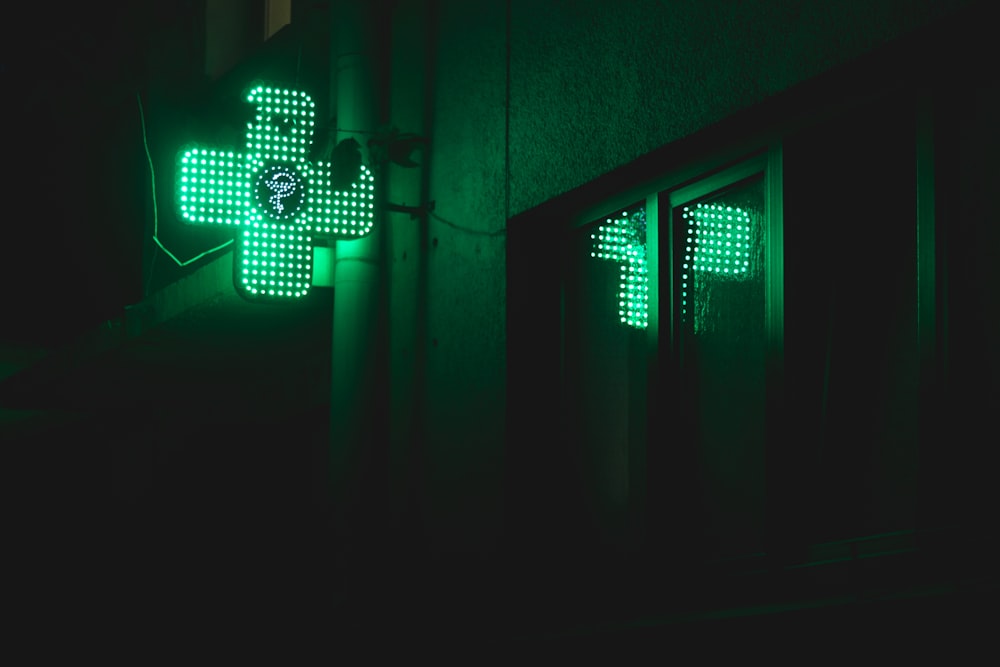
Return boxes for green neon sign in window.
[176,83,375,301]
[590,208,648,329]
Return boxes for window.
[264,0,292,40]
[782,92,919,542]
[564,201,652,548]
[662,151,781,561]
[204,0,292,80]
[564,148,781,558]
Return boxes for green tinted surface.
[686,203,751,276]
[674,179,767,560]
[176,84,376,301]
[679,198,763,332]
[590,208,648,329]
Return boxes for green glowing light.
[590,208,648,329]
[683,203,751,277]
[176,83,376,301]
[680,201,758,323]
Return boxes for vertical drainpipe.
[329,0,387,565]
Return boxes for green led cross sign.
[590,208,648,329]
[176,83,375,301]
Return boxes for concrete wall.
[418,0,509,555]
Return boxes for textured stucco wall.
[508,0,973,215]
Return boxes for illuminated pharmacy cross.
[176,84,376,301]
[590,209,648,329]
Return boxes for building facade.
[3,0,996,647]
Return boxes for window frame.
[567,143,783,555]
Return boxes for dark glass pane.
[673,175,766,561]
[563,203,647,546]
[783,96,918,541]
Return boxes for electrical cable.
[136,92,233,271]
[429,210,506,238]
